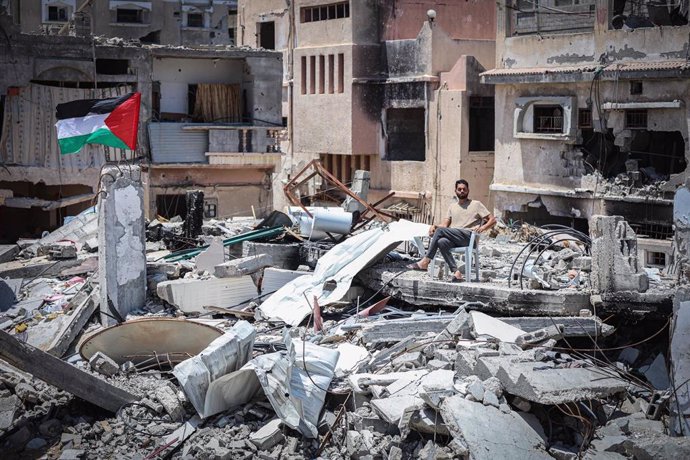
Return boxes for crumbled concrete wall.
[671,180,690,283]
[590,215,648,293]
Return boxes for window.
[385,108,426,161]
[309,56,316,94]
[625,110,647,129]
[469,97,495,152]
[337,53,344,93]
[301,56,307,95]
[117,8,143,23]
[48,6,68,22]
[630,81,643,95]
[96,59,129,75]
[578,108,592,128]
[533,105,564,133]
[328,54,334,94]
[259,21,275,49]
[301,2,349,23]
[186,13,203,28]
[646,251,667,267]
[318,55,325,94]
[513,96,575,140]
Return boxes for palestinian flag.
[55,92,140,155]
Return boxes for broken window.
[469,96,495,152]
[258,21,275,49]
[95,59,129,75]
[646,251,667,267]
[511,0,595,35]
[629,81,643,95]
[611,0,688,29]
[385,108,425,162]
[186,13,204,28]
[116,8,144,24]
[48,5,68,22]
[301,2,349,23]
[578,108,592,129]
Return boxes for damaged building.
[2,1,690,460]
[7,0,238,46]
[482,0,690,272]
[239,0,497,221]
[0,8,282,240]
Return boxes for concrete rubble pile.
[1,179,690,459]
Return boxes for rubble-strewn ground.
[1,215,688,459]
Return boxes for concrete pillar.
[342,170,370,214]
[589,215,648,293]
[183,190,204,239]
[670,182,690,435]
[98,166,146,326]
[671,180,690,283]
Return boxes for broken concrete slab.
[0,255,95,279]
[440,395,551,460]
[360,317,453,345]
[360,264,591,315]
[470,311,526,343]
[250,418,284,451]
[0,278,22,311]
[639,353,670,390]
[496,361,628,404]
[260,267,308,295]
[43,285,99,358]
[0,394,21,430]
[89,352,120,377]
[20,212,97,259]
[195,237,225,273]
[0,245,19,263]
[157,277,258,313]
[215,254,273,278]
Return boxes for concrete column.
[589,215,648,293]
[98,166,146,326]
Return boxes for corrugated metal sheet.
[481,60,690,77]
[480,64,600,77]
[148,123,208,163]
[0,84,134,171]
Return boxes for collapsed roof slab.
[359,264,590,316]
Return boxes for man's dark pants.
[424,227,472,273]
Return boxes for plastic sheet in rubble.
[256,219,430,326]
[200,331,340,438]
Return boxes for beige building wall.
[488,0,690,225]
[20,1,235,46]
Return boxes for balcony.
[148,123,283,168]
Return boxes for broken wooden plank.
[0,329,139,412]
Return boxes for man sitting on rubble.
[407,179,496,282]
